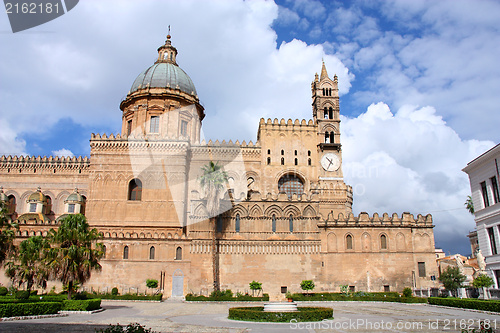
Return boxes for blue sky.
[1,0,499,255]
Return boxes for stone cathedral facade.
[0,35,438,298]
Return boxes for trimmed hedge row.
[291,293,427,303]
[186,294,269,302]
[428,297,500,312]
[86,294,162,301]
[0,301,62,318]
[228,306,333,322]
[62,299,101,311]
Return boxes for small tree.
[249,280,262,296]
[300,280,315,294]
[402,287,413,298]
[5,236,50,292]
[439,266,466,296]
[146,279,158,292]
[472,274,494,289]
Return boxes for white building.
[463,143,500,287]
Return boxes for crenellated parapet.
[90,133,190,153]
[259,118,315,127]
[318,211,433,228]
[0,155,90,172]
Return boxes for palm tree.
[46,214,104,300]
[199,161,228,292]
[5,236,50,292]
[0,201,18,266]
[465,195,474,214]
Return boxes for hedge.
[62,299,101,311]
[428,297,500,312]
[87,294,162,301]
[228,306,333,322]
[186,294,269,302]
[291,292,426,303]
[0,301,62,318]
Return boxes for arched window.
[308,150,311,156]
[45,196,52,215]
[267,157,271,165]
[123,246,129,259]
[7,195,16,215]
[281,157,284,165]
[128,179,142,201]
[324,107,328,119]
[325,132,330,143]
[322,88,325,96]
[289,215,293,233]
[346,235,353,250]
[329,107,333,119]
[235,214,240,233]
[308,158,311,166]
[176,246,182,260]
[267,149,271,154]
[272,214,276,233]
[281,149,284,155]
[294,150,297,156]
[294,158,298,165]
[329,88,332,96]
[278,174,304,199]
[380,235,387,250]
[217,215,222,233]
[149,246,155,259]
[330,132,335,143]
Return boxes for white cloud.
[51,148,74,157]
[0,119,26,156]
[342,102,495,253]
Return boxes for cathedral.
[0,35,438,298]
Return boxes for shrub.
[96,322,156,333]
[89,293,162,301]
[300,280,315,293]
[290,292,426,303]
[0,287,7,296]
[62,299,101,311]
[186,293,269,302]
[402,287,413,298]
[228,306,333,322]
[146,279,158,289]
[428,297,500,312]
[0,301,62,317]
[15,290,30,300]
[225,289,233,298]
[111,287,119,296]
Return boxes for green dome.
[130,62,197,96]
[66,192,84,202]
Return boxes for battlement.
[318,211,433,227]
[0,155,90,171]
[259,118,315,127]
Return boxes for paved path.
[1,300,500,332]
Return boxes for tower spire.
[320,60,329,81]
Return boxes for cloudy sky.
[1,0,499,255]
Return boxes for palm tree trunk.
[211,217,220,291]
[67,281,72,300]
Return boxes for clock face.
[321,153,340,172]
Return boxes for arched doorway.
[172,269,184,297]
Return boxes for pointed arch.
[327,232,337,252]
[303,205,316,217]
[283,205,300,217]
[380,233,388,250]
[345,233,354,250]
[249,204,263,217]
[264,205,283,218]
[362,232,371,252]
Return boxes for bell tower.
[311,62,352,216]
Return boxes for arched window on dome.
[128,179,142,201]
[278,174,304,199]
[294,158,298,166]
[281,157,284,165]
[267,157,271,165]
